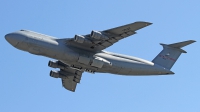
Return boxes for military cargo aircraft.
[5,21,196,92]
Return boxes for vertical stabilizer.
[152,40,196,70]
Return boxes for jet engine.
[90,30,109,40]
[50,70,81,83]
[50,70,76,78]
[74,35,92,44]
[50,70,66,78]
[48,60,67,69]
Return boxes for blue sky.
[1,0,200,112]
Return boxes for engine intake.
[50,70,81,83]
[90,30,109,40]
[74,35,92,44]
[48,60,67,69]
[50,69,80,78]
[50,70,66,78]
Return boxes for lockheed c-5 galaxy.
[5,21,196,92]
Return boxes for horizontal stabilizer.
[168,40,196,48]
[160,40,196,53]
[153,40,196,69]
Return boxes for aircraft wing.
[60,68,83,92]
[66,21,152,51]
[61,76,78,92]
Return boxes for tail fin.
[152,40,196,70]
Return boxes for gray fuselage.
[5,30,173,75]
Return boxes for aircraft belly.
[23,39,173,76]
[24,35,76,62]
[127,64,172,75]
[117,63,132,74]
[95,53,153,75]
[104,61,122,74]
[129,64,153,75]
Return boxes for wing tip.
[135,21,153,26]
[145,22,153,26]
[189,40,196,43]
[62,85,76,92]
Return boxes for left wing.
[49,61,83,92]
[61,69,82,92]
[61,77,77,92]
[66,21,152,51]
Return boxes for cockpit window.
[20,29,25,31]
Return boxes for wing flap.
[101,41,113,46]
[108,38,118,43]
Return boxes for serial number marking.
[159,54,176,61]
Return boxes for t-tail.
[152,40,196,70]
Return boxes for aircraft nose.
[5,34,18,46]
[5,33,25,46]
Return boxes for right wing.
[66,21,152,51]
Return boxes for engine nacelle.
[74,35,92,44]
[90,30,109,40]
[50,69,81,78]
[50,70,81,83]
[48,60,66,69]
[73,74,82,83]
[73,78,80,83]
[50,70,66,78]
